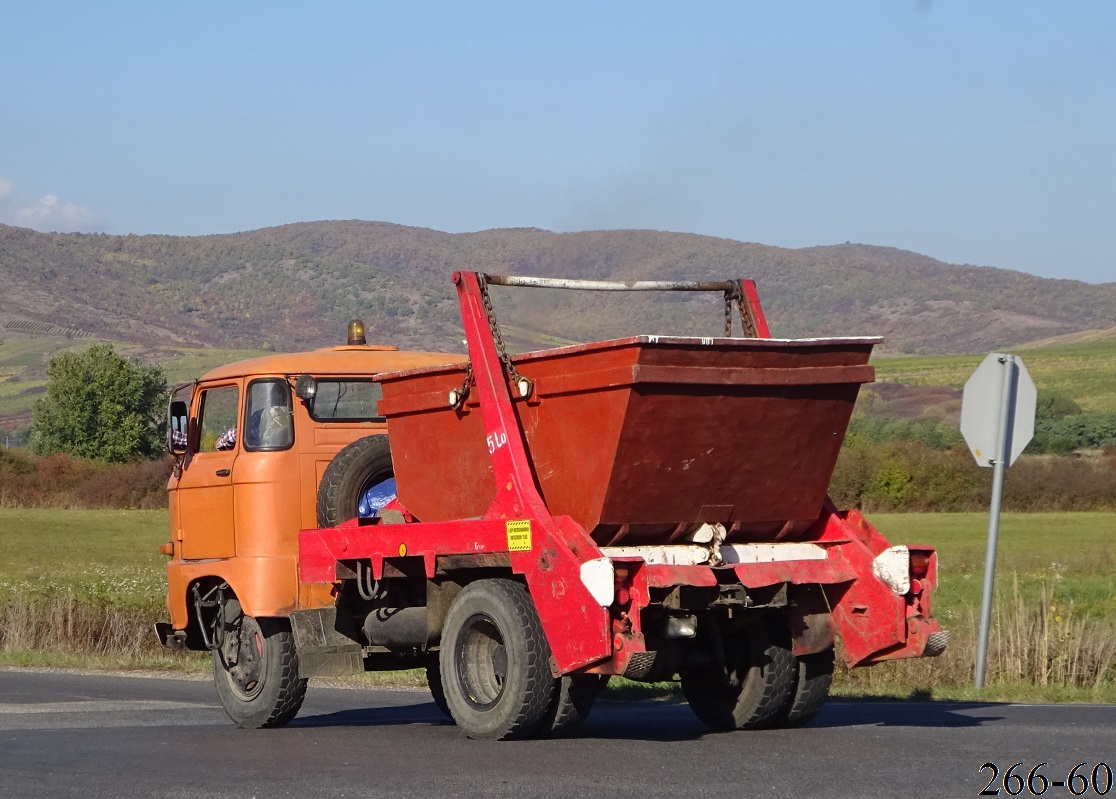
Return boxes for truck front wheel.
[212,599,307,729]
[681,616,795,731]
[439,579,556,740]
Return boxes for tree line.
[6,343,1113,513]
[847,391,1116,455]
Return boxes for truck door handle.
[215,468,231,477]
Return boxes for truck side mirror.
[167,399,189,455]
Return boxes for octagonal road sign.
[960,353,1036,468]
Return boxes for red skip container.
[378,335,879,546]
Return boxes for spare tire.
[316,435,394,528]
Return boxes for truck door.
[177,383,241,560]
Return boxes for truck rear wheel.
[542,674,607,736]
[439,579,556,740]
[317,435,394,528]
[773,648,834,728]
[425,660,452,720]
[681,616,795,731]
[212,599,307,729]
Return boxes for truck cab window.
[245,379,294,451]
[198,385,240,453]
[307,380,383,422]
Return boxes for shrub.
[830,440,1116,512]
[31,343,167,463]
[0,449,170,509]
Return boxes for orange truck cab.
[157,323,461,724]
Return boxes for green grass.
[0,507,168,580]
[874,512,1116,611]
[833,512,1116,702]
[1,508,1113,701]
[873,333,1116,413]
[0,507,194,671]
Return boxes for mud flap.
[288,607,364,678]
[154,622,187,650]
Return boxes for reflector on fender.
[872,546,910,595]
[579,557,614,607]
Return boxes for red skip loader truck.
[160,271,946,739]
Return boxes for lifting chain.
[449,360,474,410]
[722,283,759,338]
[449,276,533,410]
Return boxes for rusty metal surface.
[379,335,878,546]
[483,274,738,291]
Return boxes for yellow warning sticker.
[506,519,532,551]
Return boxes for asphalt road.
[0,669,1112,799]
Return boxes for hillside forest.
[0,220,1114,514]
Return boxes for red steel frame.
[299,271,941,675]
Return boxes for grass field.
[872,330,1116,413]
[842,512,1116,702]
[1,508,1113,702]
[0,508,185,670]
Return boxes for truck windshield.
[308,380,384,422]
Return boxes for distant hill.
[872,325,1116,416]
[2,220,1115,357]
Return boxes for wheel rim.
[221,616,266,701]
[455,613,508,711]
[357,474,396,518]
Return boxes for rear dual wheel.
[426,659,452,719]
[775,648,834,728]
[681,616,796,731]
[439,579,573,740]
[429,653,604,737]
[543,673,607,737]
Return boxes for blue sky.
[2,2,1113,283]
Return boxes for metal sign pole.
[974,355,1017,689]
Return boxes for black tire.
[212,599,307,729]
[680,616,796,731]
[773,648,834,728]
[317,434,394,528]
[439,579,557,740]
[426,660,453,720]
[541,674,607,737]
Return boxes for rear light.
[910,551,931,579]
[614,566,633,608]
